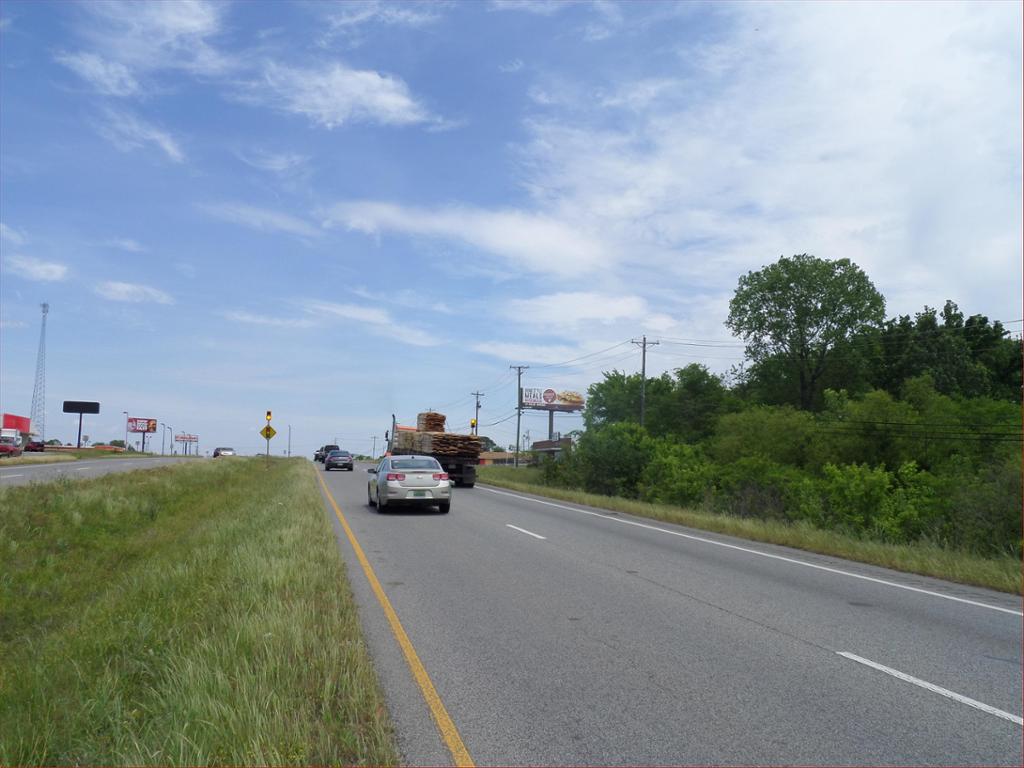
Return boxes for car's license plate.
[411,491,427,497]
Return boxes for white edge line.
[837,651,1023,726]
[1,473,25,478]
[480,486,1023,617]
[506,524,546,540]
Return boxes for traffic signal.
[266,410,272,421]
[470,418,477,428]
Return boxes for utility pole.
[631,335,659,428]
[287,425,292,457]
[372,435,377,457]
[471,391,484,435]
[510,365,529,467]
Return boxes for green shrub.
[711,406,816,468]
[573,422,655,498]
[710,456,809,521]
[873,462,941,543]
[639,441,713,507]
[944,452,1023,557]
[819,463,891,533]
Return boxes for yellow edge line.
[316,469,475,768]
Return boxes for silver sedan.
[368,455,451,513]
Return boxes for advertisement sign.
[2,413,32,433]
[175,434,198,443]
[520,387,586,412]
[128,417,158,433]
[63,400,100,414]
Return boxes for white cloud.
[77,0,231,78]
[56,51,139,96]
[106,238,146,253]
[95,281,174,304]
[202,202,320,239]
[0,319,28,329]
[305,300,440,347]
[350,285,455,315]
[95,109,184,162]
[513,1,1023,323]
[251,62,436,128]
[499,58,524,73]
[326,1,444,30]
[0,222,27,246]
[490,0,567,16]
[223,310,315,328]
[234,148,309,175]
[323,201,609,277]
[507,292,674,335]
[5,255,68,281]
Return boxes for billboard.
[2,413,31,433]
[63,400,100,414]
[520,387,586,412]
[175,434,198,443]
[128,417,158,433]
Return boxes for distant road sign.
[260,425,276,440]
[63,400,100,414]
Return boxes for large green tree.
[726,254,885,410]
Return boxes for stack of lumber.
[417,412,447,431]
[393,426,482,459]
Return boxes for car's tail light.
[433,473,449,481]
[386,472,406,481]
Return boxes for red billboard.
[128,417,158,433]
[2,413,32,433]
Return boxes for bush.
[639,441,714,507]
[818,463,891,533]
[573,422,655,498]
[711,406,816,468]
[710,456,809,521]
[945,452,1022,557]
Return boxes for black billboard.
[63,400,100,414]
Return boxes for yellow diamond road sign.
[260,425,276,440]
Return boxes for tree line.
[542,254,1022,557]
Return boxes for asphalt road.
[318,463,1022,766]
[0,456,193,487]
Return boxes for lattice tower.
[29,303,48,440]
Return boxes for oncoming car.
[367,455,451,513]
[212,447,236,457]
[324,449,354,471]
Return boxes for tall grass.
[478,466,1021,595]
[0,458,398,765]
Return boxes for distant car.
[317,444,339,463]
[0,437,23,458]
[24,441,45,452]
[212,447,236,457]
[324,449,354,471]
[367,455,451,513]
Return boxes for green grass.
[478,466,1022,595]
[0,458,398,765]
[1,453,79,466]
[2,449,163,466]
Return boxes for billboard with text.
[520,387,586,412]
[128,417,158,433]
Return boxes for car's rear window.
[328,450,350,457]
[391,458,441,470]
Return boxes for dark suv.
[324,449,354,471]
[316,444,339,462]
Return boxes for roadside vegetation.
[0,458,398,765]
[485,255,1022,595]
[2,448,169,466]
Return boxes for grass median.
[478,466,1021,595]
[0,457,398,765]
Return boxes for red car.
[24,441,45,452]
[0,438,23,458]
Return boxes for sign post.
[260,422,276,465]
[63,401,100,448]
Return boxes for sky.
[1,0,1021,456]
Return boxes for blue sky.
[1,0,1021,456]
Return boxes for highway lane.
[318,464,1023,766]
[0,456,195,487]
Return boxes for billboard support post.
[76,413,83,449]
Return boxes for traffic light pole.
[472,391,484,435]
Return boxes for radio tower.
[30,303,48,441]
